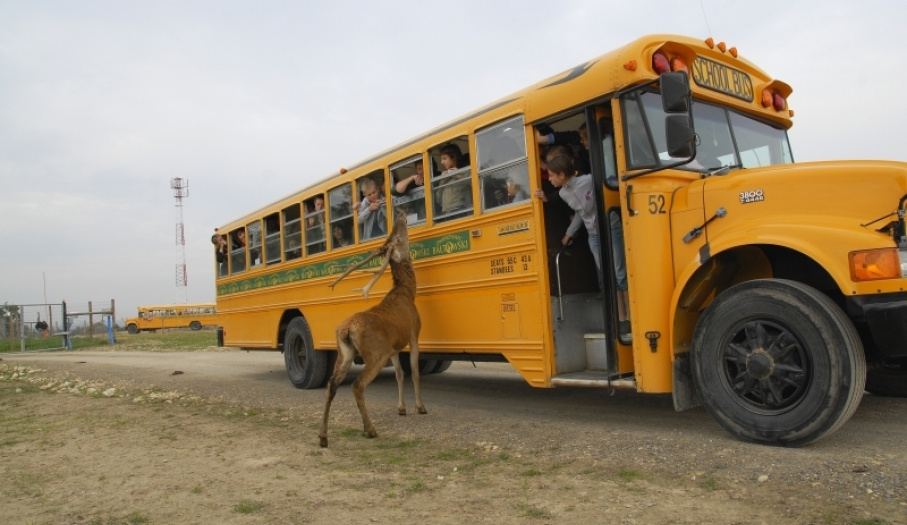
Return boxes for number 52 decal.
[648,195,666,214]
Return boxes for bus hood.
[698,159,907,234]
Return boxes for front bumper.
[847,292,907,358]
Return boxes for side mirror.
[661,72,690,113]
[666,115,696,158]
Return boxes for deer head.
[328,213,411,299]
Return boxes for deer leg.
[351,355,386,438]
[390,354,407,416]
[319,345,355,448]
[409,339,427,415]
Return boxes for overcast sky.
[2,0,905,326]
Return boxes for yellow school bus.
[214,34,907,446]
[124,304,218,334]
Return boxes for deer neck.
[390,258,417,296]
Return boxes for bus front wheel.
[691,279,865,447]
[284,317,328,389]
[189,321,202,331]
[126,324,138,335]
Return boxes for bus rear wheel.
[189,321,202,331]
[691,279,865,447]
[430,360,453,374]
[284,317,328,389]
[399,356,438,376]
[126,324,138,335]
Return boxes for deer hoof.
[417,405,428,415]
[319,436,328,448]
[398,407,407,416]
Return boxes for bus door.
[537,105,624,380]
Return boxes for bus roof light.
[729,47,738,58]
[717,41,727,52]
[772,92,786,111]
[761,89,773,108]
[652,51,670,74]
[670,56,688,73]
[624,60,637,71]
[704,37,715,48]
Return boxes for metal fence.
[1,303,67,353]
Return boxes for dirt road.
[2,349,906,524]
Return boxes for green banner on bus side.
[216,231,471,296]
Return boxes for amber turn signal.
[849,248,900,281]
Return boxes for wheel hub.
[745,350,774,380]
[720,319,810,411]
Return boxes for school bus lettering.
[692,56,754,102]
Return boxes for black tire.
[283,317,328,389]
[865,357,907,397]
[430,360,453,374]
[126,324,138,335]
[691,279,865,447]
[399,356,438,376]
[189,321,202,331]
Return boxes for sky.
[2,0,906,326]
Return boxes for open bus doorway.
[535,105,630,382]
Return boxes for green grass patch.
[124,512,150,524]
[517,502,552,519]
[113,330,218,351]
[700,476,720,490]
[233,499,266,514]
[618,468,643,482]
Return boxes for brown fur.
[319,215,425,447]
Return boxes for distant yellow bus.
[214,34,907,446]
[124,304,217,334]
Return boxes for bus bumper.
[848,292,907,358]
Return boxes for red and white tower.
[170,177,189,303]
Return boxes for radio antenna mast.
[170,177,189,304]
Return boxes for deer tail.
[336,324,359,359]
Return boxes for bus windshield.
[622,91,794,172]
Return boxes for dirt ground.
[1,349,906,525]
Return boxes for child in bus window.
[394,159,425,195]
[307,196,325,227]
[332,224,351,247]
[357,178,387,239]
[495,176,528,205]
[438,143,470,213]
[211,233,227,263]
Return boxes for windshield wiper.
[701,163,743,178]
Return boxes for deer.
[319,214,426,448]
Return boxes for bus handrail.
[554,246,566,321]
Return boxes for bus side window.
[282,203,302,261]
[390,155,427,227]
[247,220,262,268]
[304,195,326,255]
[328,184,353,248]
[264,212,281,264]
[431,137,473,223]
[476,116,529,211]
[230,227,246,274]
